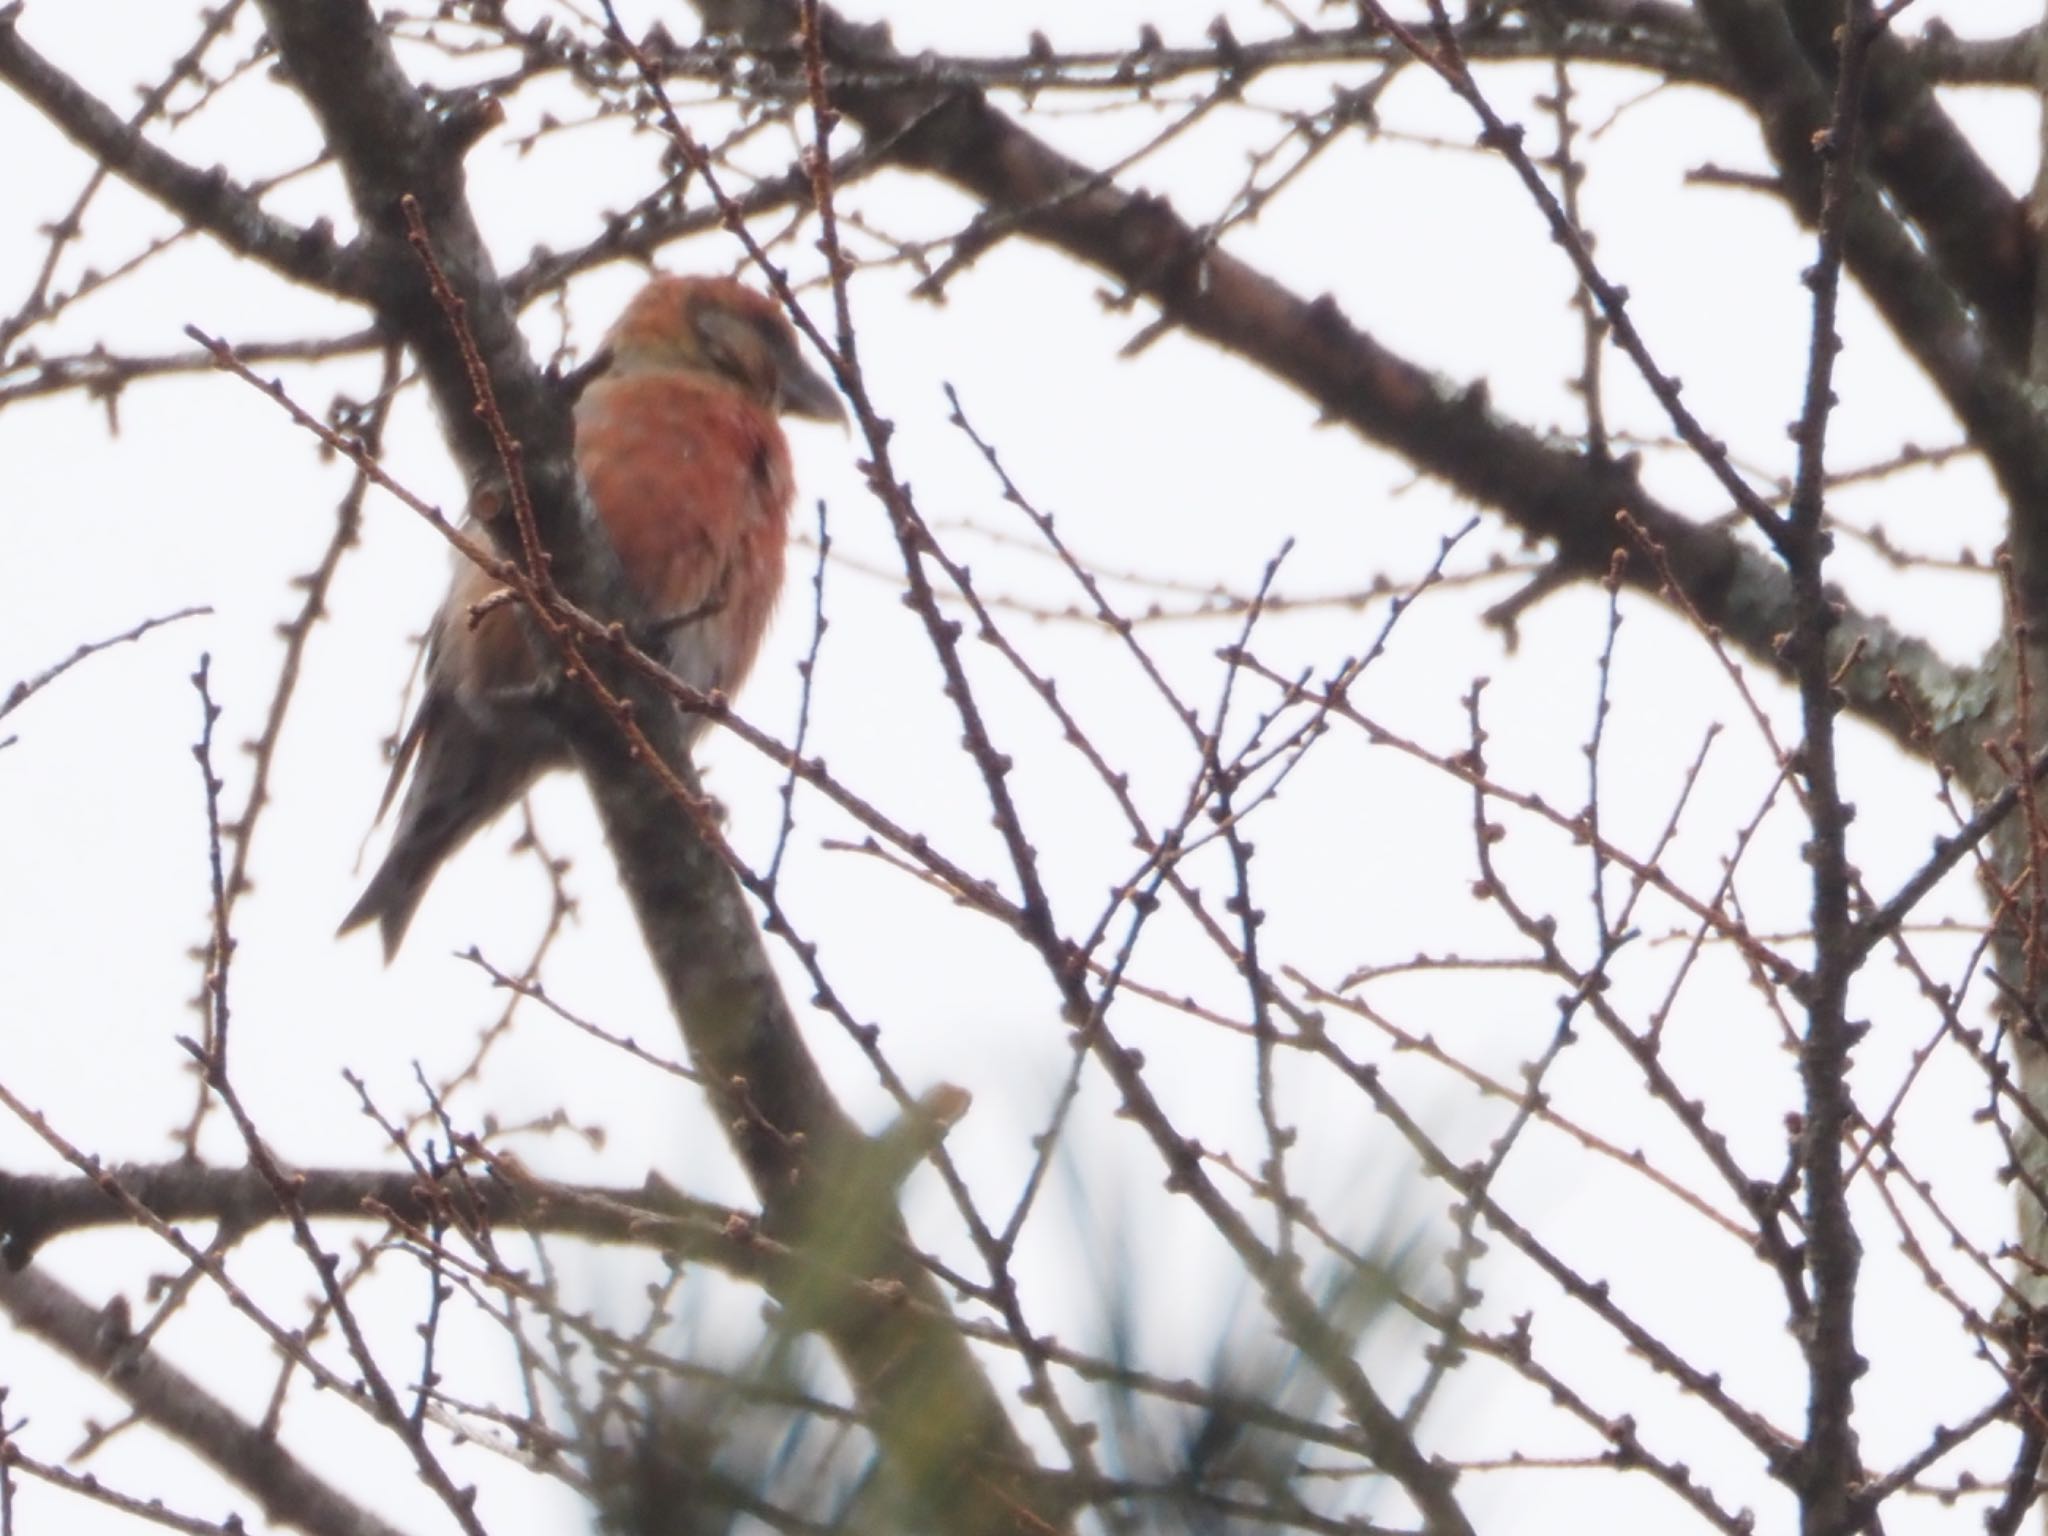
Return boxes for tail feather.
[340,695,549,962]
[337,837,447,962]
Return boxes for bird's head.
[603,275,846,425]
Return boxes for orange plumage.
[340,275,843,959]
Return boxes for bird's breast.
[575,373,794,698]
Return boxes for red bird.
[340,275,844,959]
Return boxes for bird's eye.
[694,308,773,393]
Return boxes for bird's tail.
[337,831,453,963]
[338,696,546,962]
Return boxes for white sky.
[3,2,2044,1532]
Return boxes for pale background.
[0,2,2035,1531]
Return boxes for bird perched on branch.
[340,275,844,960]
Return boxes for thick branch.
[0,1162,740,1270]
[706,4,1979,772]
[1911,22,2039,86]
[653,7,2033,95]
[738,14,1731,94]
[238,5,1065,1531]
[0,9,376,306]
[1779,12,1875,1525]
[0,1262,411,1536]
[1694,0,2048,637]
[1537,2,2040,86]
[247,1,588,563]
[1780,0,2032,353]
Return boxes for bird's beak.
[779,352,848,427]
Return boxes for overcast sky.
[3,3,2043,1532]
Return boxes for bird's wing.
[373,536,538,822]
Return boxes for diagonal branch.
[233,5,1069,1532]
[1779,0,2032,352]
[1693,0,2048,653]
[0,1161,740,1271]
[0,7,376,305]
[676,0,1982,777]
[0,1261,413,1536]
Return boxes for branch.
[0,330,382,411]
[1782,0,2031,355]
[0,1161,741,1272]
[1692,0,2048,670]
[688,0,1978,774]
[1852,739,2048,960]
[633,8,2033,95]
[239,5,1068,1531]
[0,607,209,732]
[0,1261,413,1536]
[0,8,375,303]
[1776,8,1879,1522]
[1911,22,2039,86]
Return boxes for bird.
[339,274,844,960]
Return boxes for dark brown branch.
[0,0,245,357]
[1366,0,1791,553]
[247,1,586,554]
[0,9,375,303]
[1778,7,1878,1524]
[239,6,1067,1533]
[697,14,1729,94]
[0,1161,739,1273]
[0,1262,413,1536]
[1853,739,2048,959]
[631,8,2032,97]
[1692,0,2048,662]
[1781,0,2032,356]
[701,0,1977,775]
[1910,22,2039,86]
